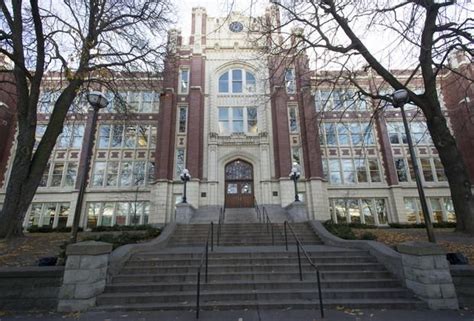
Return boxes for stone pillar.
[175,203,196,223]
[285,201,308,222]
[58,241,113,312]
[397,241,458,309]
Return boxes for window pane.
[133,161,146,185]
[361,199,375,225]
[51,163,64,187]
[247,107,258,133]
[136,125,149,148]
[124,126,137,148]
[329,160,341,184]
[348,199,361,223]
[376,199,387,224]
[64,163,77,187]
[434,158,446,181]
[57,203,69,228]
[72,125,85,148]
[102,203,114,226]
[354,159,367,183]
[98,125,111,148]
[87,203,100,228]
[246,72,256,92]
[115,203,128,226]
[368,159,381,182]
[42,203,56,227]
[232,108,244,132]
[29,204,43,227]
[219,72,229,93]
[395,158,408,182]
[179,107,187,133]
[120,162,133,186]
[444,198,456,223]
[111,125,124,148]
[430,198,443,223]
[334,199,347,223]
[106,161,119,186]
[421,159,433,182]
[325,123,337,145]
[180,70,189,93]
[342,159,355,184]
[289,107,298,133]
[232,69,242,93]
[129,91,141,112]
[92,162,106,186]
[40,163,50,187]
[337,124,350,145]
[404,198,419,224]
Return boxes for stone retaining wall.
[451,265,474,308]
[0,266,64,311]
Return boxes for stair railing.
[217,206,225,246]
[196,221,214,319]
[262,206,275,245]
[284,220,324,318]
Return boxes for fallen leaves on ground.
[353,228,474,263]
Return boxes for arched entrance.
[225,159,254,208]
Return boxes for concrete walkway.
[1,308,473,321]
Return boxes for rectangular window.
[288,107,299,133]
[361,199,375,225]
[232,108,244,133]
[136,126,149,148]
[133,161,146,185]
[218,108,230,133]
[87,203,101,228]
[247,107,258,133]
[102,203,114,226]
[348,199,361,223]
[368,159,381,182]
[124,126,137,148]
[51,163,64,187]
[111,125,124,148]
[324,123,337,145]
[354,159,367,183]
[64,162,78,187]
[334,199,348,223]
[120,161,133,186]
[434,158,446,181]
[285,68,296,93]
[106,161,119,186]
[395,158,408,182]
[141,91,154,113]
[175,148,185,178]
[57,203,70,228]
[98,125,111,148]
[342,159,355,183]
[292,147,301,166]
[92,162,106,186]
[232,69,242,93]
[329,159,342,184]
[180,69,189,94]
[337,124,350,145]
[178,107,187,133]
[331,198,388,225]
[115,203,128,226]
[128,91,141,112]
[421,158,434,182]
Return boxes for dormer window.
[218,69,256,94]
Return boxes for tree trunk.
[422,99,474,235]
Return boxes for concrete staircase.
[95,219,424,312]
[167,222,323,247]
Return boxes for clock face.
[229,21,243,33]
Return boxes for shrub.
[83,228,161,249]
[389,222,456,229]
[90,224,156,232]
[323,221,356,240]
[27,226,83,233]
[347,223,377,229]
[359,232,377,240]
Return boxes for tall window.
[218,107,258,134]
[288,106,299,133]
[315,89,368,112]
[86,201,150,227]
[285,68,296,94]
[24,202,70,228]
[218,69,256,94]
[175,148,185,178]
[178,106,188,133]
[103,91,159,113]
[330,198,388,225]
[180,69,189,94]
[387,121,432,145]
[320,122,374,147]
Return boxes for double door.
[225,180,254,208]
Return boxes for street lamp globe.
[86,91,109,110]
[392,89,409,108]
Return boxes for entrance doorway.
[225,159,254,208]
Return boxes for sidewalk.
[1,308,473,321]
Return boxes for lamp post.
[289,163,301,202]
[180,168,191,203]
[70,92,108,243]
[392,89,436,243]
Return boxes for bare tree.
[249,0,473,233]
[0,0,172,239]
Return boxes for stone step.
[94,298,423,311]
[133,250,370,259]
[125,255,377,266]
[97,288,413,305]
[112,270,393,283]
[104,279,402,293]
[119,263,386,274]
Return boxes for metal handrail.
[196,222,214,319]
[284,221,324,318]
[253,198,275,245]
[262,207,275,245]
[217,207,225,246]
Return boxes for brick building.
[0,5,473,229]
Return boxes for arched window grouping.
[219,69,256,93]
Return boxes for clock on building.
[229,21,243,32]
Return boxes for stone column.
[175,203,196,223]
[58,241,113,312]
[397,241,458,309]
[285,201,308,222]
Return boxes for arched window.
[218,69,256,93]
